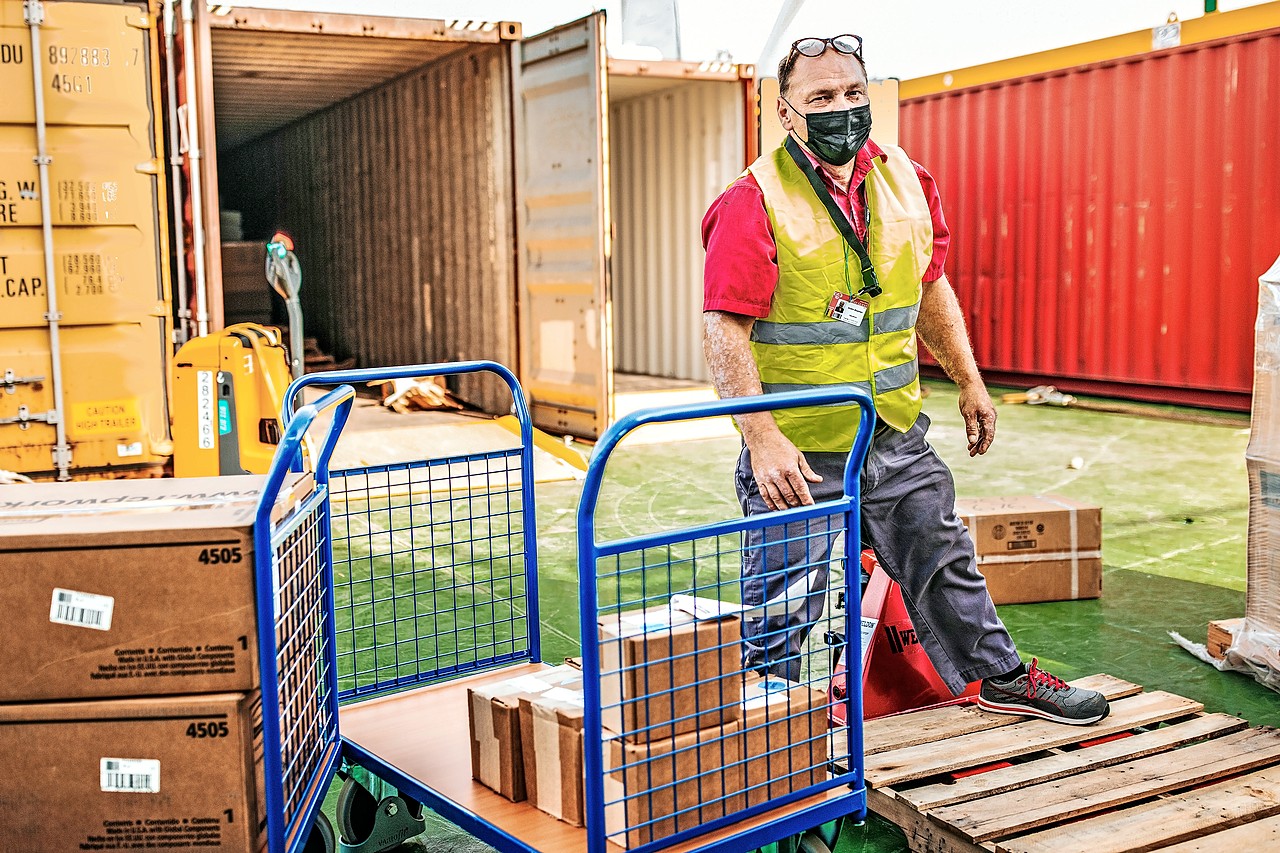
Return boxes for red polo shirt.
[702,139,951,318]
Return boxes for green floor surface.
[329,379,1274,851]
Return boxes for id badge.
[826,291,868,327]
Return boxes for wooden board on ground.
[1208,617,1243,660]
[865,674,1280,853]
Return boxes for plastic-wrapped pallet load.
[1180,254,1280,688]
[1237,252,1280,683]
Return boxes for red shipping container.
[901,22,1280,410]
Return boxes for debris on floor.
[377,376,464,413]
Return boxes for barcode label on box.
[49,588,114,631]
[100,758,160,793]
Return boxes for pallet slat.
[899,713,1249,810]
[866,691,1204,787]
[995,763,1280,853]
[937,727,1280,842]
[863,675,1141,756]
[1151,812,1280,851]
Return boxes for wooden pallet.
[1207,618,1243,660]
[863,674,1280,852]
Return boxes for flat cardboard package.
[519,669,587,826]
[468,665,580,802]
[739,674,828,806]
[598,605,741,742]
[955,495,1103,604]
[0,692,264,851]
[0,474,311,701]
[603,720,744,849]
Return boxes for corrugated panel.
[218,44,516,413]
[207,9,519,148]
[610,79,745,382]
[901,27,1280,410]
[0,0,171,477]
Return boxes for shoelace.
[1026,657,1069,695]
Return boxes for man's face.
[779,51,869,144]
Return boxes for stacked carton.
[955,495,1103,604]
[597,605,744,848]
[0,474,310,850]
[466,600,835,845]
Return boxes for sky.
[225,0,1275,80]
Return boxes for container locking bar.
[0,405,59,430]
[2,371,46,394]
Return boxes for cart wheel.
[302,810,336,853]
[336,775,380,844]
[798,833,832,853]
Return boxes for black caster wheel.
[302,810,336,853]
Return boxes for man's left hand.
[958,382,997,456]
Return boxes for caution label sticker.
[69,398,140,437]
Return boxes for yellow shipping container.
[0,0,171,479]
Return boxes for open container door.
[515,12,612,439]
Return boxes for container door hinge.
[136,159,162,176]
[127,13,153,30]
[3,371,46,394]
[0,405,59,430]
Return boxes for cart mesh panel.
[329,451,531,700]
[271,494,338,843]
[593,511,850,848]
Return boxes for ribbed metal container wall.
[900,27,1280,410]
[219,45,516,412]
[0,0,172,479]
[610,79,745,383]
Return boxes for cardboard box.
[468,665,580,802]
[978,555,1103,605]
[739,674,828,806]
[603,720,744,849]
[598,605,742,743]
[0,692,264,851]
[955,495,1103,604]
[519,670,586,826]
[0,474,311,701]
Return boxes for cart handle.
[578,386,876,537]
[260,384,355,498]
[280,360,530,444]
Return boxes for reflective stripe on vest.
[747,141,934,452]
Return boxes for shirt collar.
[797,137,886,193]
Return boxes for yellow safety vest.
[747,141,934,452]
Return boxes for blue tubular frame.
[577,388,875,853]
[281,362,543,694]
[254,384,355,853]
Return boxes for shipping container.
[0,0,173,480]
[900,4,1280,410]
[170,6,757,438]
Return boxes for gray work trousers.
[735,413,1020,694]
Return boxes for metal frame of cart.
[255,361,874,853]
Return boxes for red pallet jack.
[828,550,980,725]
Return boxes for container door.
[515,12,612,438]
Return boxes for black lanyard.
[785,136,882,298]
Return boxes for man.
[701,34,1109,725]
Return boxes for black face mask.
[786,100,872,166]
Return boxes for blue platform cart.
[258,362,875,853]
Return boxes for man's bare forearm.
[916,274,982,389]
[703,310,780,442]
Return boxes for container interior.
[210,19,517,412]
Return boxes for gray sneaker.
[977,658,1110,725]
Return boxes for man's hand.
[958,381,997,456]
[747,429,823,510]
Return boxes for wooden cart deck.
[339,663,852,853]
[862,674,1280,852]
